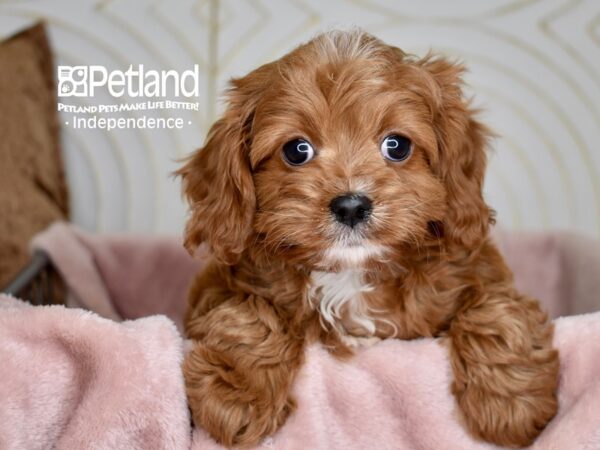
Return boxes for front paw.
[184,343,294,448]
[453,367,558,447]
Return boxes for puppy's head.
[178,30,491,269]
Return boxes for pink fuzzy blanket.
[1,222,599,450]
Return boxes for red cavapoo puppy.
[178,30,559,448]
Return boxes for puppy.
[178,30,559,448]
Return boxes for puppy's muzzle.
[330,193,373,228]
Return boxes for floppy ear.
[420,57,493,249]
[177,77,264,265]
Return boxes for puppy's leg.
[184,294,304,448]
[448,289,559,447]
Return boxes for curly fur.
[178,29,559,448]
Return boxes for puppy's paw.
[457,386,557,447]
[453,350,558,447]
[184,343,294,448]
[449,292,560,447]
[190,388,293,448]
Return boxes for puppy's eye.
[282,139,315,166]
[380,134,412,162]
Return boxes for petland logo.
[57,64,200,98]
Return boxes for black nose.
[330,194,373,228]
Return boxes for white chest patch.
[309,270,376,335]
[323,243,385,268]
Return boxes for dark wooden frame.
[2,252,61,305]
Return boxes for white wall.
[1,0,599,238]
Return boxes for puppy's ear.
[420,57,493,249]
[177,71,269,264]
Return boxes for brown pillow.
[0,22,69,287]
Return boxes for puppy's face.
[179,31,490,270]
[250,59,446,270]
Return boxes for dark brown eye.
[282,139,315,166]
[380,134,412,162]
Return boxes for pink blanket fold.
[31,223,600,324]
[0,294,190,450]
[0,222,598,449]
[31,222,205,330]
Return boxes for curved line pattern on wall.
[0,0,597,237]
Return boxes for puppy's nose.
[330,194,373,227]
